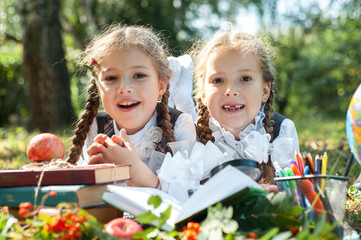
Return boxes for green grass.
[0,127,73,169]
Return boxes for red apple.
[26,133,65,162]
[104,218,143,239]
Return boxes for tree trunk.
[18,0,75,132]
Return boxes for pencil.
[320,152,328,191]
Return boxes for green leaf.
[271,231,293,240]
[320,220,339,236]
[158,205,172,228]
[258,227,280,240]
[137,210,159,225]
[133,227,156,240]
[284,206,304,217]
[148,195,162,209]
[313,212,326,236]
[225,232,235,240]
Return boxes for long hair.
[190,31,277,183]
[66,25,175,164]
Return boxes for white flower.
[135,126,163,161]
[146,126,163,143]
[136,139,156,161]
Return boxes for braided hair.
[191,31,277,183]
[66,25,175,164]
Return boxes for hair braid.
[66,79,100,164]
[263,90,275,141]
[261,88,275,183]
[195,98,213,144]
[157,82,175,152]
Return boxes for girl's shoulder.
[95,110,114,137]
[272,111,287,138]
[168,107,183,127]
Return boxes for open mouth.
[117,101,140,109]
[222,104,244,111]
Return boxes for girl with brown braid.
[67,25,196,188]
[190,30,299,191]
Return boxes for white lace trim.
[209,107,295,166]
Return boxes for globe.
[346,83,361,165]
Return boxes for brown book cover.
[0,181,128,208]
[0,164,130,187]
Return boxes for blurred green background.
[1,0,361,232]
[0,0,360,176]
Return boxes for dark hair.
[66,25,175,164]
[190,31,277,183]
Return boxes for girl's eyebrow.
[130,65,150,70]
[206,69,257,77]
[100,65,149,73]
[100,67,118,73]
[239,69,257,73]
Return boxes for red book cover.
[0,164,130,187]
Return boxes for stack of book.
[0,164,130,223]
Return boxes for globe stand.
[344,154,361,190]
[343,154,354,177]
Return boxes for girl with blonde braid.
[191,30,299,190]
[66,25,196,188]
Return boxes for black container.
[210,159,263,182]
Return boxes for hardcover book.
[0,181,127,208]
[101,165,264,232]
[0,164,130,187]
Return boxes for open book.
[101,165,263,231]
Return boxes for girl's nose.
[225,83,240,97]
[118,78,133,94]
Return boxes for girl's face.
[202,49,271,138]
[96,48,166,135]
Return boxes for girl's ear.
[158,79,167,97]
[200,89,207,105]
[262,82,271,103]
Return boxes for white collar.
[209,107,271,164]
[113,111,157,143]
[209,106,267,141]
[113,111,163,161]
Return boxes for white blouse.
[78,111,197,173]
[209,109,300,168]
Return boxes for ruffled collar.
[209,106,267,140]
[208,107,295,166]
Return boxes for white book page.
[106,185,183,227]
[102,192,144,216]
[176,165,262,223]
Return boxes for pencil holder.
[274,175,349,221]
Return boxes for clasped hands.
[87,129,139,165]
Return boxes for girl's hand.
[87,135,108,164]
[260,184,279,193]
[106,129,159,187]
[87,133,125,164]
[93,129,138,165]
[258,178,279,193]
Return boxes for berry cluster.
[18,202,34,217]
[43,211,88,240]
[180,222,200,240]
